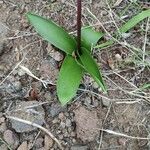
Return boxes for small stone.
[0,144,8,150]
[58,112,65,120]
[44,135,54,150]
[0,117,5,124]
[84,97,92,107]
[13,81,22,91]
[115,54,122,61]
[58,134,63,140]
[8,101,45,132]
[102,97,111,107]
[17,141,28,150]
[60,121,66,128]
[0,122,7,133]
[3,130,15,145]
[52,118,59,124]
[65,119,71,127]
[50,103,66,117]
[3,130,19,149]
[35,138,44,148]
[71,145,89,150]
[70,131,76,137]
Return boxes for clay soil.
[0,0,150,150]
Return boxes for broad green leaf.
[119,9,150,33]
[81,26,104,51]
[27,12,77,54]
[78,47,107,92]
[57,55,83,105]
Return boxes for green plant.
[26,1,106,106]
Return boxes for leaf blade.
[57,55,83,105]
[81,26,104,51]
[119,9,150,33]
[27,12,77,54]
[78,47,107,92]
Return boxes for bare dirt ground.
[0,0,150,150]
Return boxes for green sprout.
[26,0,150,106]
[26,0,106,106]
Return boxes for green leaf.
[78,47,107,92]
[81,26,104,51]
[57,55,83,105]
[119,9,150,33]
[26,12,77,55]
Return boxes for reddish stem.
[77,0,82,54]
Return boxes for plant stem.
[77,0,82,55]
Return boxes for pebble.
[65,119,72,127]
[0,122,7,133]
[35,138,44,148]
[0,117,5,124]
[50,103,66,117]
[115,53,122,61]
[44,135,54,150]
[102,97,111,107]
[17,141,28,150]
[52,118,60,124]
[0,144,8,150]
[58,112,65,120]
[12,81,22,91]
[60,121,66,128]
[8,101,45,132]
[3,130,19,149]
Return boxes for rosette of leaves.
[27,13,106,105]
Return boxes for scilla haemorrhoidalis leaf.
[57,55,83,106]
[77,47,106,92]
[81,26,104,51]
[26,13,77,55]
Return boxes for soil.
[0,0,150,150]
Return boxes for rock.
[17,141,28,150]
[60,121,66,128]
[65,119,72,127]
[0,122,7,133]
[74,107,101,142]
[3,130,19,149]
[12,81,22,91]
[58,112,65,120]
[35,138,44,149]
[0,144,8,150]
[102,97,111,107]
[44,135,54,150]
[115,53,122,61]
[50,103,66,117]
[0,117,5,124]
[71,145,89,150]
[7,101,45,132]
